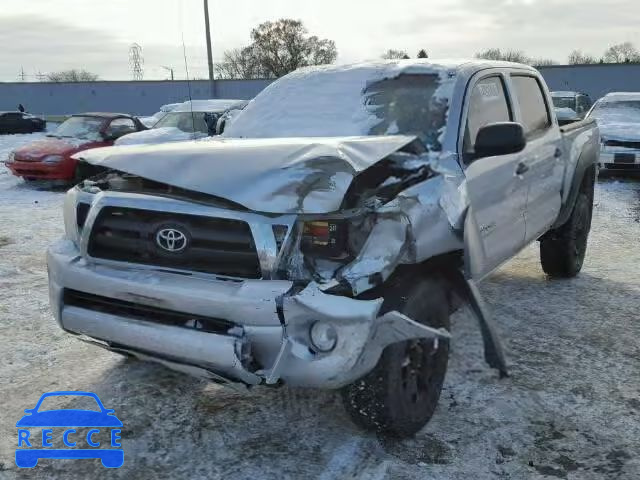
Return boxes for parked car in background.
[587,92,640,174]
[58,60,598,437]
[551,91,593,125]
[5,113,145,183]
[138,102,183,128]
[115,99,248,146]
[0,111,46,134]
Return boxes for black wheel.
[540,191,593,278]
[341,276,450,437]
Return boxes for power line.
[129,43,144,80]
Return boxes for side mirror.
[474,122,526,159]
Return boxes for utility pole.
[19,67,26,81]
[203,0,215,97]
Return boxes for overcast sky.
[1,0,639,81]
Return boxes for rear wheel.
[341,276,450,437]
[540,188,593,278]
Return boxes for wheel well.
[358,251,464,313]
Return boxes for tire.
[540,191,593,278]
[341,275,450,437]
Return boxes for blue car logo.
[16,391,123,468]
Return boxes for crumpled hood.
[14,137,90,159]
[115,127,205,146]
[74,135,418,213]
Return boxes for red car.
[6,113,146,183]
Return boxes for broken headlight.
[301,220,349,259]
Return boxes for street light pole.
[203,0,215,97]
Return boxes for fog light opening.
[309,321,337,353]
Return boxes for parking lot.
[0,129,638,479]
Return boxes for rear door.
[461,72,528,279]
[509,75,564,244]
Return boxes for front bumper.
[7,159,75,180]
[599,149,640,172]
[48,239,447,389]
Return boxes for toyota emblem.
[156,228,188,253]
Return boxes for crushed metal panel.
[74,135,418,214]
[336,155,466,296]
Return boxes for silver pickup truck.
[48,60,599,437]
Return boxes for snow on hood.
[74,135,418,213]
[591,93,640,141]
[115,127,206,146]
[591,108,640,141]
[597,120,640,142]
[222,60,457,147]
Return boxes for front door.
[461,73,528,280]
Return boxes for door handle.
[515,162,529,175]
[554,148,563,158]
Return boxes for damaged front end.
[50,134,507,389]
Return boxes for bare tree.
[216,19,337,79]
[251,19,337,77]
[532,58,557,66]
[381,49,410,59]
[602,42,640,63]
[46,69,99,82]
[215,46,271,79]
[475,48,530,63]
[568,50,599,65]
[417,49,429,59]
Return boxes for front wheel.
[341,276,450,437]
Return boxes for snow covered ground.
[0,130,639,479]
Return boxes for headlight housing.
[301,220,349,259]
[42,154,64,165]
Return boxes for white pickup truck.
[49,59,599,437]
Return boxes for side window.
[511,76,551,136]
[106,118,136,138]
[463,76,512,160]
[576,95,592,115]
